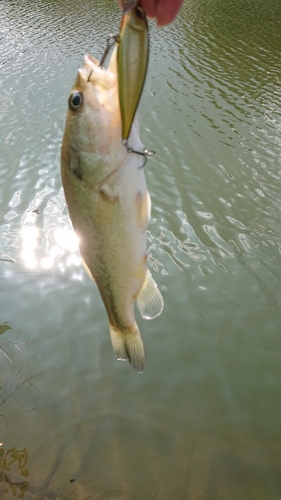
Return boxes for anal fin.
[136,270,164,320]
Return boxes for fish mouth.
[80,53,117,91]
[84,53,99,69]
[83,53,106,81]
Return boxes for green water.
[1,0,281,498]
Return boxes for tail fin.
[109,323,146,373]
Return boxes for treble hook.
[122,140,155,168]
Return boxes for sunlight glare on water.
[1,0,281,498]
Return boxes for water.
[1,0,281,498]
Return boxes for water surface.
[1,0,281,498]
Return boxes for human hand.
[117,0,183,26]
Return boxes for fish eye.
[68,91,83,111]
[136,6,145,19]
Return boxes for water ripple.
[142,0,281,307]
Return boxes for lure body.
[117,2,149,141]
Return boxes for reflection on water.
[0,366,42,435]
[0,366,42,498]
[1,0,281,498]
[4,183,81,273]
[0,324,31,364]
[0,447,29,499]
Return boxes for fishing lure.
[117,0,149,142]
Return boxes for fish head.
[63,48,122,155]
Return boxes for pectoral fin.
[136,189,151,232]
[136,270,164,320]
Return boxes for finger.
[156,0,183,26]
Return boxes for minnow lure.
[117,1,149,142]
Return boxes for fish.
[117,1,149,142]
[61,46,163,373]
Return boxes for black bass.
[117,1,149,141]
[61,47,163,373]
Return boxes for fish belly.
[61,146,148,372]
